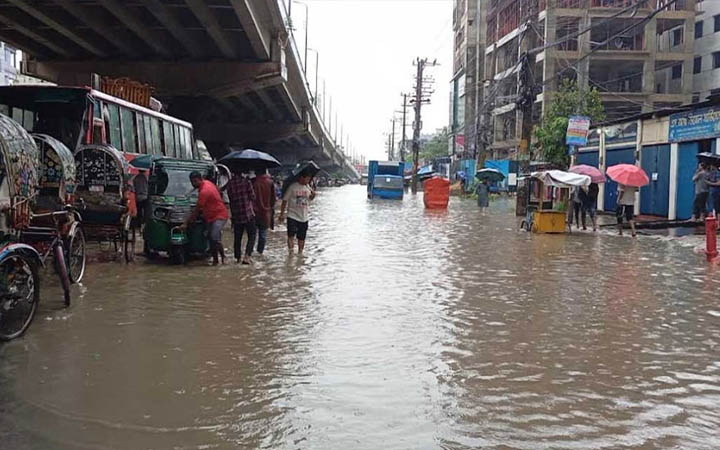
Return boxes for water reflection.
[1,185,719,449]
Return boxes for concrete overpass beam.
[5,0,107,57]
[0,12,71,58]
[97,0,174,58]
[142,0,205,58]
[196,122,304,145]
[185,0,238,59]
[231,0,271,60]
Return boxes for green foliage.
[419,127,449,161]
[534,79,606,169]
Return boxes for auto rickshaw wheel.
[169,246,186,265]
[65,227,86,284]
[0,253,40,341]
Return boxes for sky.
[289,0,454,163]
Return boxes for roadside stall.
[520,170,591,233]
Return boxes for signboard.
[566,115,591,146]
[668,106,720,143]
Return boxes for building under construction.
[478,0,696,160]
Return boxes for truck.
[367,161,405,200]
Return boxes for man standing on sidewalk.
[253,169,276,255]
[226,171,256,265]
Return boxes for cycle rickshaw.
[0,115,80,340]
[74,145,136,263]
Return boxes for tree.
[534,79,605,169]
[419,127,449,161]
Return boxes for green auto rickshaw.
[136,156,220,264]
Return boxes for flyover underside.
[0,0,358,179]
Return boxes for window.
[184,128,194,159]
[150,117,161,155]
[136,114,146,154]
[715,14,720,33]
[711,88,720,96]
[692,92,700,103]
[695,21,703,39]
[672,28,683,47]
[694,56,702,74]
[714,52,720,69]
[162,121,175,157]
[107,103,122,149]
[143,116,154,155]
[120,108,136,153]
[671,64,682,79]
[173,124,183,158]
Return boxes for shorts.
[616,205,634,224]
[208,219,227,242]
[287,217,309,240]
[584,205,597,219]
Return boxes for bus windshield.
[0,87,86,151]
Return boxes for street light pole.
[308,48,319,106]
[291,1,309,75]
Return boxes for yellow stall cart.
[521,170,591,234]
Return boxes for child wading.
[279,171,316,255]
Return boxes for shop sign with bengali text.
[668,106,720,143]
[566,115,591,146]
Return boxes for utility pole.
[410,57,438,194]
[400,93,408,162]
[516,0,539,215]
[390,118,396,161]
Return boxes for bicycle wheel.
[65,227,86,284]
[0,253,40,341]
[53,243,71,307]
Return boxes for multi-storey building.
[0,42,17,86]
[657,0,720,102]
[478,0,696,160]
[449,0,478,159]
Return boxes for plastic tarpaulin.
[531,170,591,188]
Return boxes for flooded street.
[1,185,720,449]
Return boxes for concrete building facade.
[449,0,478,159]
[657,0,720,102]
[479,0,696,161]
[0,42,17,86]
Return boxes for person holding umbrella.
[607,164,649,237]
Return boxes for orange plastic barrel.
[423,176,450,209]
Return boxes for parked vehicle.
[74,144,136,263]
[367,161,405,200]
[139,156,218,264]
[0,114,81,341]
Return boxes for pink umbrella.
[569,165,605,184]
[606,164,649,188]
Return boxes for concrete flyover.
[0,0,359,180]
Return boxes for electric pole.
[399,93,408,162]
[410,58,438,194]
[516,0,539,215]
[391,118,396,161]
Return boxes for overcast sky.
[289,0,453,163]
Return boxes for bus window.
[0,104,8,116]
[22,110,34,131]
[173,124,182,158]
[136,114,146,154]
[107,103,122,149]
[183,128,194,159]
[11,107,22,125]
[150,117,161,155]
[121,107,136,153]
[162,121,175,157]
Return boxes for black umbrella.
[476,168,506,182]
[282,161,320,197]
[218,149,281,170]
[697,152,720,167]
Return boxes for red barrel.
[424,177,450,209]
[706,215,718,263]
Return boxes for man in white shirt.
[279,173,315,255]
[616,184,637,237]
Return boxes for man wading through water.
[279,171,315,255]
[226,170,256,265]
[253,169,276,255]
[182,171,229,265]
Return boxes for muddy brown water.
[1,185,719,449]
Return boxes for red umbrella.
[606,164,649,187]
[569,164,605,184]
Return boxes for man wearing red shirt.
[182,171,229,265]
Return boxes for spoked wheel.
[53,243,72,307]
[124,226,136,264]
[65,227,86,284]
[0,254,40,341]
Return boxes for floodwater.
[1,185,720,450]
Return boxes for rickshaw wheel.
[66,227,86,284]
[124,227,136,264]
[0,254,40,341]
